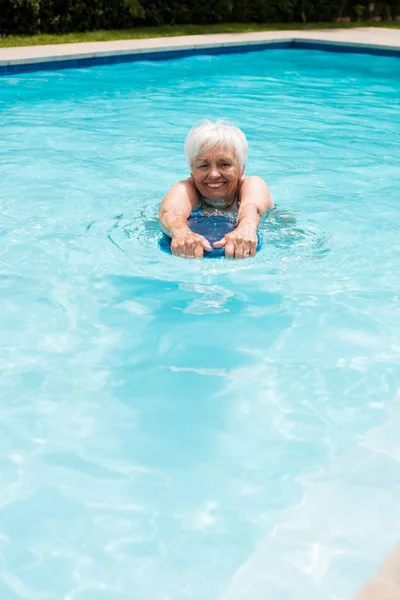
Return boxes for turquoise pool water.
[1,48,400,599]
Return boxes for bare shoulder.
[239,175,274,210]
[239,175,270,190]
[182,176,199,194]
[160,177,200,213]
[241,175,265,183]
[168,177,199,198]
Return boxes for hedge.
[0,0,399,35]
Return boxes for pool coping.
[0,27,400,74]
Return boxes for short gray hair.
[184,119,248,171]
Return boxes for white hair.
[184,119,248,171]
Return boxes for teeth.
[207,183,225,188]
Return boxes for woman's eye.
[221,162,231,167]
[199,164,208,169]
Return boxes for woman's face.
[191,145,243,206]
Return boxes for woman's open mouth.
[205,182,226,189]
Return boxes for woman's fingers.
[227,234,244,258]
[194,235,213,257]
[236,239,246,259]
[201,237,212,252]
[225,241,235,259]
[172,230,257,260]
[172,232,210,258]
[194,244,204,259]
[241,239,256,258]
[171,239,185,257]
[223,233,257,259]
[213,237,226,249]
[185,245,193,258]
[181,240,190,258]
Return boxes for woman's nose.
[209,166,220,178]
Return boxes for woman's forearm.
[160,210,190,237]
[236,203,261,232]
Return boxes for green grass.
[1,21,400,48]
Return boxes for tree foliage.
[0,0,398,35]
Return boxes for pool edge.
[1,32,400,75]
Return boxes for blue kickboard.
[160,213,260,258]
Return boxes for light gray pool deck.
[0,27,400,68]
[2,24,400,600]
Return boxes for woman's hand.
[171,228,212,259]
[211,176,271,258]
[213,223,258,259]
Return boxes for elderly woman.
[160,120,273,259]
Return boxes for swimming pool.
[1,46,400,599]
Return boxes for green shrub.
[0,0,41,34]
[0,0,385,36]
[0,0,144,34]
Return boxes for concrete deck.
[0,27,399,70]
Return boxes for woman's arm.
[159,179,212,258]
[237,175,274,229]
[160,179,198,236]
[213,176,273,259]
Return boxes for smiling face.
[191,145,243,208]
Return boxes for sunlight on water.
[0,48,400,599]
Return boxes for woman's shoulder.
[238,175,274,210]
[239,174,264,193]
[177,176,201,196]
[168,177,200,199]
[184,175,198,187]
[240,175,268,186]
